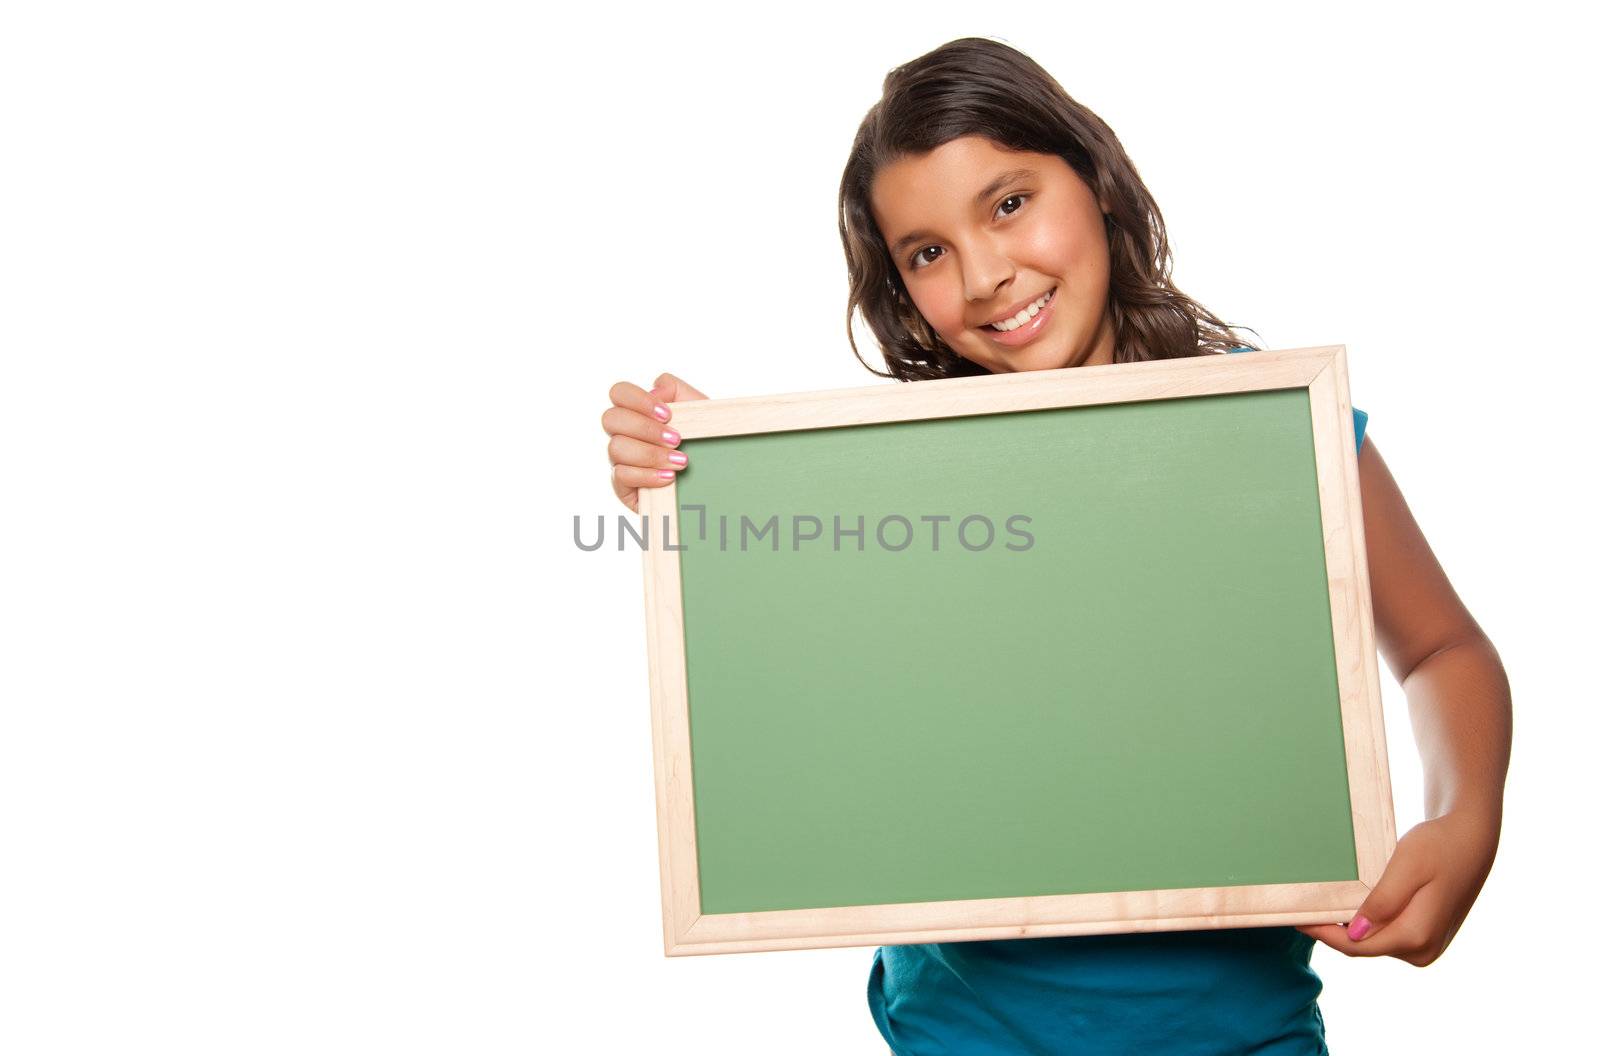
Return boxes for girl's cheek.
[1025,226,1079,270]
[914,280,961,336]
[1034,202,1099,263]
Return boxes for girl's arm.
[1298,436,1513,965]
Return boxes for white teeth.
[989,288,1054,332]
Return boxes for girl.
[600,37,1511,1055]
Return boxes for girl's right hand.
[602,372,709,513]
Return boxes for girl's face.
[870,136,1116,374]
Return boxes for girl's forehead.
[876,136,1023,190]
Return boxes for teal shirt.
[868,349,1367,1055]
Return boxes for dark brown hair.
[838,37,1259,381]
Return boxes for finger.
[608,381,675,428]
[612,477,638,514]
[1347,847,1433,942]
[612,463,678,493]
[1297,885,1440,961]
[1297,923,1374,955]
[601,405,682,449]
[608,434,689,473]
[1298,915,1432,961]
[650,372,709,403]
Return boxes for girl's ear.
[1091,177,1111,215]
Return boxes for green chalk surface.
[674,388,1358,916]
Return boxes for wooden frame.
[639,344,1396,956]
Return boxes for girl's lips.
[981,287,1058,347]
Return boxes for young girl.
[600,37,1511,1055]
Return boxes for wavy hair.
[839,37,1260,381]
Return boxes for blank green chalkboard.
[639,345,1394,956]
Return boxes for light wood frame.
[639,344,1396,956]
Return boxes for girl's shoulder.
[1225,346,1367,454]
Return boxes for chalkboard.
[639,345,1394,956]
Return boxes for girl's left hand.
[1296,807,1500,966]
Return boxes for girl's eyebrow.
[888,167,1040,257]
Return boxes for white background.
[2,2,1594,1052]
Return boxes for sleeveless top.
[867,349,1367,1055]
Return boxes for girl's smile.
[981,285,1058,346]
[869,136,1117,374]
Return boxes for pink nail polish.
[1347,916,1371,941]
[657,469,676,480]
[653,404,670,422]
[661,428,681,445]
[668,452,687,466]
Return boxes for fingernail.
[653,404,670,422]
[661,428,680,445]
[657,469,676,480]
[668,452,687,467]
[1347,916,1371,941]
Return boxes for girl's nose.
[961,236,1016,304]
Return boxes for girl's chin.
[966,340,1073,374]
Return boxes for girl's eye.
[905,193,1030,271]
[997,193,1028,217]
